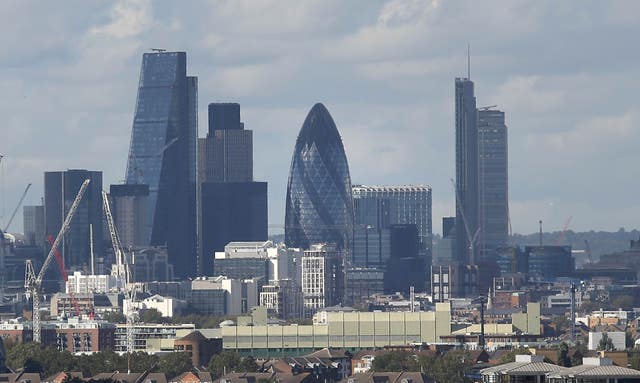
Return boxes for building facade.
[285,103,354,251]
[455,77,480,269]
[23,205,45,248]
[201,182,268,274]
[44,169,103,270]
[198,103,267,275]
[125,51,198,279]
[478,108,509,267]
[352,185,432,258]
[109,184,149,248]
[301,244,343,317]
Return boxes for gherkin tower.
[285,103,354,250]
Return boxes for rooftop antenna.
[467,43,471,79]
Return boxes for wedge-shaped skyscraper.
[285,103,354,250]
[125,51,197,278]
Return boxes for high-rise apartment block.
[125,51,198,279]
[352,185,432,257]
[44,169,103,270]
[23,205,45,248]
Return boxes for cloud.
[89,0,153,39]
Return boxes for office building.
[478,108,509,266]
[351,225,390,269]
[109,184,149,248]
[125,51,198,279]
[352,185,432,258]
[190,276,258,316]
[285,103,354,251]
[433,217,456,266]
[455,77,480,268]
[199,103,252,183]
[384,224,426,293]
[23,205,45,247]
[301,244,344,317]
[65,271,118,294]
[525,245,574,279]
[44,169,103,270]
[259,279,303,320]
[344,268,384,307]
[129,247,174,282]
[201,182,268,274]
[199,103,267,275]
[213,241,297,283]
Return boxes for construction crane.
[24,179,90,343]
[556,216,573,245]
[3,183,31,232]
[451,179,481,266]
[101,190,137,372]
[48,235,80,317]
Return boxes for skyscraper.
[198,103,253,183]
[285,103,354,251]
[44,169,103,270]
[478,108,509,263]
[125,51,198,278]
[455,77,480,268]
[199,103,267,275]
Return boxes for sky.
[0,0,639,236]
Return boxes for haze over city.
[1,0,639,236]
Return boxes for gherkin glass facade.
[285,103,354,250]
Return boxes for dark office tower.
[125,51,198,278]
[109,184,149,248]
[200,182,268,273]
[384,224,426,294]
[478,108,508,265]
[455,77,480,269]
[201,103,252,183]
[44,170,103,270]
[285,103,354,251]
[23,205,45,247]
[199,103,267,274]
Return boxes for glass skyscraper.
[478,109,509,262]
[285,103,354,251]
[125,51,197,278]
[455,77,480,267]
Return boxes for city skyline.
[1,1,639,236]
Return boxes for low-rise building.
[480,355,568,383]
[588,330,626,351]
[124,294,186,318]
[114,323,196,353]
[547,357,640,383]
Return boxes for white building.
[191,276,258,316]
[259,279,302,319]
[547,291,583,309]
[301,244,343,317]
[123,294,186,318]
[66,271,119,294]
[588,331,626,351]
[216,241,301,282]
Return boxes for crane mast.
[101,190,136,369]
[26,179,90,343]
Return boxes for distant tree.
[626,330,636,350]
[208,351,257,378]
[598,333,615,351]
[431,350,474,383]
[156,352,192,379]
[371,351,420,372]
[499,347,530,364]
[630,351,640,371]
[557,342,572,367]
[102,311,126,324]
[139,308,164,324]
